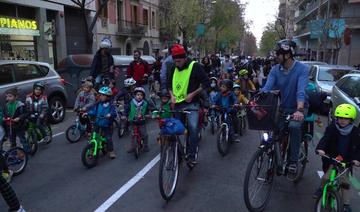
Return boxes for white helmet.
[100,39,111,49]
[124,78,136,87]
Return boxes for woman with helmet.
[314,103,360,211]
[26,82,50,142]
[87,86,118,159]
[127,87,151,153]
[261,39,309,175]
[89,39,115,88]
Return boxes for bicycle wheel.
[44,125,52,144]
[238,117,243,136]
[26,131,38,156]
[314,189,343,212]
[66,125,82,143]
[210,120,215,135]
[159,138,179,201]
[293,140,308,183]
[134,137,140,159]
[6,147,28,176]
[81,143,98,168]
[117,120,125,138]
[217,125,229,156]
[244,147,275,212]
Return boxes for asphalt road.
[1,112,360,212]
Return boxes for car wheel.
[49,96,65,124]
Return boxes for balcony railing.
[295,0,329,23]
[117,20,146,38]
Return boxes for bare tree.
[70,0,109,45]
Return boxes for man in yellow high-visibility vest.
[166,44,210,166]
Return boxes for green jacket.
[128,100,149,122]
[159,101,171,119]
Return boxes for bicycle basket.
[160,118,185,135]
[247,92,279,130]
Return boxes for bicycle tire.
[159,138,179,201]
[134,137,140,159]
[239,117,243,136]
[44,125,53,144]
[66,125,82,143]
[26,131,38,156]
[211,121,215,135]
[6,147,28,176]
[293,140,308,184]
[217,125,229,156]
[81,143,98,168]
[314,189,343,212]
[243,147,275,212]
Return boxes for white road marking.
[95,154,161,212]
[317,171,324,178]
[53,132,65,137]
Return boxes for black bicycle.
[243,114,311,212]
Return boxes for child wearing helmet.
[74,81,96,135]
[26,82,50,142]
[233,84,248,105]
[314,103,360,211]
[127,87,151,153]
[115,78,137,117]
[212,79,240,141]
[208,77,219,105]
[87,86,117,159]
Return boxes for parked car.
[309,64,359,114]
[56,54,156,106]
[0,60,68,124]
[328,73,360,127]
[300,61,327,67]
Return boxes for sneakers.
[2,170,13,183]
[16,205,26,212]
[109,151,116,159]
[287,163,298,175]
[312,187,323,199]
[143,145,149,152]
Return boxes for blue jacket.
[214,92,238,112]
[88,101,117,128]
[262,60,309,109]
[160,55,173,91]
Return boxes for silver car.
[329,73,360,127]
[0,60,68,124]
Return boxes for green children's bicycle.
[314,154,358,212]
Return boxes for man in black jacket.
[167,44,210,166]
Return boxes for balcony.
[117,20,145,39]
[295,0,329,23]
[294,24,310,38]
[159,27,171,42]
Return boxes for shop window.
[14,64,46,82]
[0,64,15,85]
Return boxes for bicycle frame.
[88,131,106,157]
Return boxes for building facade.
[293,0,360,65]
[95,0,162,56]
[277,0,296,39]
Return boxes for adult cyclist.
[89,39,115,88]
[166,44,210,166]
[261,39,309,175]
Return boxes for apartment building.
[96,0,162,56]
[293,0,360,65]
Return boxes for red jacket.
[127,59,150,85]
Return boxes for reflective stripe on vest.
[172,61,195,103]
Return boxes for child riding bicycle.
[314,103,360,212]
[127,87,151,153]
[74,81,96,136]
[3,88,29,153]
[87,86,117,159]
[212,79,240,141]
[25,82,50,142]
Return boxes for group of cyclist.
[1,37,360,211]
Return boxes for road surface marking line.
[317,171,324,178]
[95,154,160,212]
[53,132,65,137]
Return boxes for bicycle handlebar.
[316,152,358,167]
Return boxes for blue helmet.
[98,86,112,96]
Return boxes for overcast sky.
[243,0,279,46]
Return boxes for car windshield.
[318,68,353,81]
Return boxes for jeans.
[277,108,307,164]
[174,102,200,160]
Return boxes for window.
[339,76,360,98]
[117,0,123,22]
[14,64,46,82]
[318,68,352,82]
[151,11,155,29]
[0,64,14,85]
[39,65,50,75]
[99,1,108,18]
[309,66,317,81]
[143,9,148,25]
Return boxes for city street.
[1,111,359,212]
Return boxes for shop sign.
[0,17,40,36]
